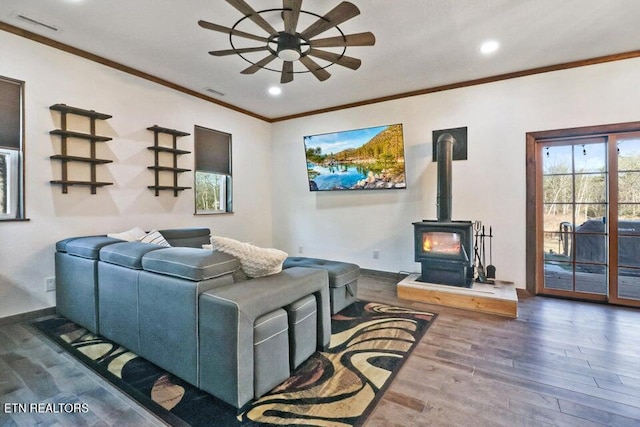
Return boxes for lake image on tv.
[304,124,406,191]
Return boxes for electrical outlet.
[373,249,380,259]
[45,277,56,292]
[298,245,304,254]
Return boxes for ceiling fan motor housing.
[275,32,303,61]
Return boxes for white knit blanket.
[210,236,288,278]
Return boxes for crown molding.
[0,21,271,122]
[3,20,640,124]
[270,49,640,122]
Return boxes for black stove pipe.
[436,133,454,222]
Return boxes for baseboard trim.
[0,307,56,326]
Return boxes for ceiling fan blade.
[309,32,376,48]
[198,20,268,43]
[307,49,361,70]
[281,61,294,84]
[209,46,268,56]
[241,54,278,74]
[225,0,277,35]
[300,2,360,40]
[299,56,331,81]
[283,0,302,35]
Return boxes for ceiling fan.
[198,0,375,84]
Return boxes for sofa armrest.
[159,227,211,248]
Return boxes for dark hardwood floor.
[2,272,640,426]
[362,273,640,426]
[0,323,168,426]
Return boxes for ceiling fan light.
[277,32,302,61]
[278,48,301,61]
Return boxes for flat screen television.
[303,124,406,191]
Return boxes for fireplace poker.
[481,225,486,268]
[474,221,486,282]
[486,226,496,279]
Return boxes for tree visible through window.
[195,171,226,212]
[0,76,24,220]
[194,126,232,214]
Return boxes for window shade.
[194,126,231,175]
[0,78,21,150]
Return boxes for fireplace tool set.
[474,221,496,283]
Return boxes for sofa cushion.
[56,237,83,253]
[100,242,164,269]
[210,236,288,278]
[141,247,240,281]
[65,236,122,260]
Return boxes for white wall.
[3,29,640,319]
[271,58,640,288]
[0,31,272,318]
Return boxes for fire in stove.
[422,232,461,255]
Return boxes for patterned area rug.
[33,301,436,426]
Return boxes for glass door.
[611,135,640,304]
[541,138,608,301]
[535,131,640,307]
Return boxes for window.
[0,76,24,220]
[194,125,232,214]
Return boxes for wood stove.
[414,220,473,287]
[414,133,474,288]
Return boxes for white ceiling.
[2,0,640,120]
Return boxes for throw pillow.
[139,230,171,247]
[107,226,147,242]
[210,236,287,278]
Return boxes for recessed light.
[480,40,499,55]
[268,86,282,96]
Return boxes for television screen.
[303,124,406,191]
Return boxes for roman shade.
[194,125,231,175]
[0,77,21,150]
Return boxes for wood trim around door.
[525,121,640,299]
[607,132,640,308]
[525,133,538,295]
[607,135,621,304]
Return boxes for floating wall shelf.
[49,103,113,194]
[147,125,191,196]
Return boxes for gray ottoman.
[285,295,317,370]
[284,257,360,314]
[254,309,290,397]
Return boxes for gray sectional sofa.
[55,228,331,408]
